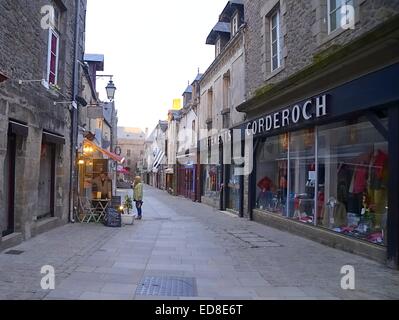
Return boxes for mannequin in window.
[257,176,273,210]
[348,152,372,215]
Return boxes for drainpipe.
[69,0,81,223]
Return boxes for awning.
[43,131,65,145]
[117,166,130,174]
[9,121,28,137]
[84,139,125,164]
[153,150,165,169]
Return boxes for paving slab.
[1,186,399,300]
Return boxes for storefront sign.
[209,129,232,147]
[246,95,328,136]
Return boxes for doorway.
[37,143,56,219]
[2,132,16,237]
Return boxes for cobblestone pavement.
[1,186,399,300]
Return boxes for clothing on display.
[321,199,347,228]
[257,176,273,191]
[351,165,368,194]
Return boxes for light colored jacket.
[133,183,143,201]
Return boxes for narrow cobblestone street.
[0,185,398,300]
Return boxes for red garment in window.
[353,166,368,194]
[257,177,272,191]
[374,150,388,179]
[279,176,287,189]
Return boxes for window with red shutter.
[47,28,59,85]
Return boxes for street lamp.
[105,78,117,101]
[97,75,117,101]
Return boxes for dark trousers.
[135,201,143,217]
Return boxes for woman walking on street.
[133,176,144,220]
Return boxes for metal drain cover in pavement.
[4,250,24,255]
[136,276,197,297]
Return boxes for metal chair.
[79,197,98,223]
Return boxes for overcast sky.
[85,0,228,134]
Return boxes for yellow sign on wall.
[172,99,182,110]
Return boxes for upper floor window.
[223,71,230,110]
[232,13,239,37]
[215,38,221,57]
[222,112,230,129]
[207,89,213,120]
[47,28,60,85]
[46,2,63,86]
[270,7,281,72]
[328,0,353,34]
[192,120,196,146]
[51,4,61,31]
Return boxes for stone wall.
[244,0,399,99]
[0,0,87,245]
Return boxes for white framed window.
[47,28,60,85]
[270,8,281,71]
[328,0,353,34]
[192,120,196,146]
[215,38,221,57]
[207,89,213,120]
[223,71,230,110]
[232,13,239,37]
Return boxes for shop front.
[225,138,244,215]
[77,139,125,222]
[238,63,399,266]
[177,164,197,201]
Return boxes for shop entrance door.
[2,132,16,237]
[226,165,240,213]
[37,143,55,219]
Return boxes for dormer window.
[232,13,239,37]
[215,38,222,57]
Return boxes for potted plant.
[121,195,134,225]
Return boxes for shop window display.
[288,129,316,224]
[317,117,388,246]
[204,164,221,197]
[255,134,288,215]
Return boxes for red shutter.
[48,31,59,85]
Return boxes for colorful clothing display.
[257,176,272,191]
[352,165,368,194]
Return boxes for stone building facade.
[243,0,399,100]
[198,0,246,210]
[143,121,168,189]
[237,0,399,266]
[0,0,87,250]
[117,127,146,176]
[176,76,201,201]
